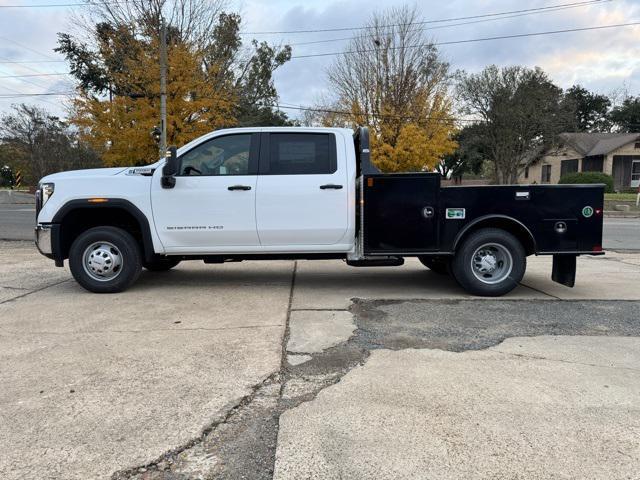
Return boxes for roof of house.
[558,132,640,157]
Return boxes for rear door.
[256,132,349,246]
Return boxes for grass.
[604,193,638,201]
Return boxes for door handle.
[228,185,252,191]
[320,184,343,190]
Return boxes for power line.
[0,60,66,64]
[290,21,640,59]
[273,102,479,124]
[0,36,61,62]
[0,1,127,8]
[0,72,70,79]
[288,0,610,47]
[0,92,75,97]
[240,0,612,35]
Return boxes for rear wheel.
[143,257,181,271]
[451,228,525,297]
[418,256,450,275]
[69,226,142,293]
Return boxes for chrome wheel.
[470,243,513,285]
[82,241,123,282]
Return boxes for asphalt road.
[1,204,638,250]
[0,204,35,241]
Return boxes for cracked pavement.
[1,240,639,479]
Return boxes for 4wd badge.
[446,208,466,220]
[582,206,594,218]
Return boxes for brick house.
[520,133,640,191]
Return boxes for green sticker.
[582,206,594,218]
[446,208,465,220]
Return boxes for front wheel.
[451,228,526,297]
[69,226,142,293]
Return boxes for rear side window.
[266,133,336,175]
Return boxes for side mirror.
[161,146,178,189]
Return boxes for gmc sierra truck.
[35,126,604,296]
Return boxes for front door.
[151,133,260,251]
[256,132,349,246]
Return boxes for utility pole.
[159,16,167,157]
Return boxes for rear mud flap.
[552,255,577,288]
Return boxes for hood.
[39,167,129,184]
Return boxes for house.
[520,132,640,191]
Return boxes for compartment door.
[364,175,439,253]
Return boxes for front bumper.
[35,224,63,266]
[35,224,53,255]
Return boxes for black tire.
[418,256,450,275]
[69,226,142,293]
[143,257,181,271]
[451,228,526,297]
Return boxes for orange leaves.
[72,39,236,167]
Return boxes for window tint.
[179,134,252,176]
[268,133,335,175]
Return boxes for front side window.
[179,134,252,176]
[267,133,335,175]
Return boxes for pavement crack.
[0,279,71,305]
[110,371,282,480]
[519,282,561,299]
[0,324,284,336]
[492,349,640,372]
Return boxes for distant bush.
[559,172,614,193]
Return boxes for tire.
[451,228,526,297]
[418,256,450,275]
[143,257,181,272]
[69,226,142,293]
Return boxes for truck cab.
[35,126,605,296]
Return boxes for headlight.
[40,182,55,206]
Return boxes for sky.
[0,0,639,120]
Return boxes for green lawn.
[605,193,638,201]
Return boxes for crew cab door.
[256,132,349,246]
[151,133,260,251]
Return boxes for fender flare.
[452,214,537,254]
[52,198,155,262]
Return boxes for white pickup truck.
[35,126,604,296]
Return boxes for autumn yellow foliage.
[72,40,235,167]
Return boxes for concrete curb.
[604,211,640,218]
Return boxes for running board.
[346,257,404,267]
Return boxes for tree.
[457,65,574,184]
[66,30,236,166]
[565,85,612,132]
[436,124,486,180]
[0,104,100,184]
[316,5,457,172]
[70,0,228,50]
[57,6,292,166]
[610,96,640,132]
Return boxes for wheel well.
[454,217,536,256]
[57,207,147,260]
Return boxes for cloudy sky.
[0,0,638,120]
